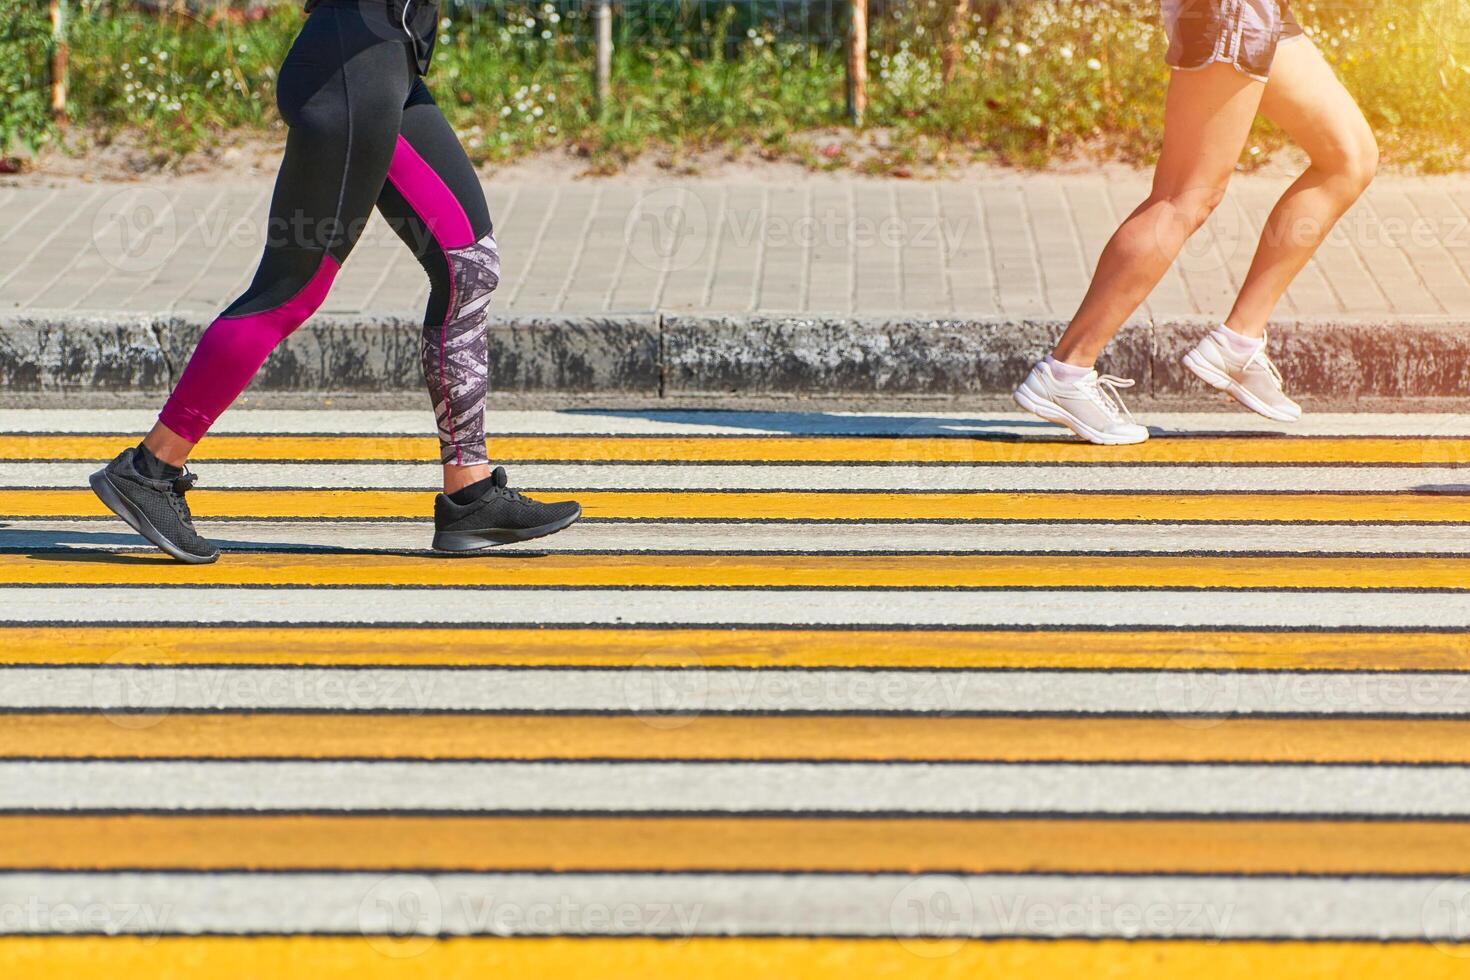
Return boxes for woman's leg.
[375,82,499,495]
[1052,63,1265,367]
[88,5,416,563]
[371,82,582,549]
[144,5,414,465]
[1012,62,1265,445]
[1223,38,1379,337]
[1177,37,1377,422]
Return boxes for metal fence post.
[846,0,867,126]
[49,0,69,122]
[594,0,612,111]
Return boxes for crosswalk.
[2,409,1470,977]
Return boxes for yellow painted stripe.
[3,552,1470,589]
[6,489,1470,522]
[6,433,1469,464]
[2,627,1467,671]
[9,714,1470,763]
[7,815,1470,875]
[3,938,1467,979]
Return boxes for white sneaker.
[1181,330,1302,422]
[1013,361,1150,445]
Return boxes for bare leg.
[142,421,194,467]
[1052,64,1264,367]
[1223,39,1378,338]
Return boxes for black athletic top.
[302,0,438,74]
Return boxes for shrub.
[0,0,57,156]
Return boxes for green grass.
[13,0,1470,172]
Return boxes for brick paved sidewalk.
[6,169,1470,321]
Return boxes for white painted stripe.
[4,409,1470,437]
[0,870,1461,939]
[6,588,1470,628]
[5,520,1469,555]
[7,462,1470,492]
[3,761,1469,816]
[6,667,1463,715]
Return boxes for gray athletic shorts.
[1162,0,1305,82]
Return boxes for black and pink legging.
[159,0,495,466]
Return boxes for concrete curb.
[0,312,663,397]
[3,311,1467,401]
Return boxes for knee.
[1319,129,1379,197]
[1350,135,1380,193]
[223,249,338,333]
[1149,183,1230,239]
[423,232,500,330]
[446,232,501,310]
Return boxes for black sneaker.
[89,448,220,564]
[432,466,582,552]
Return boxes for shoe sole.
[431,504,583,553]
[1012,385,1149,446]
[1181,350,1301,423]
[88,469,220,565]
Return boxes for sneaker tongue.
[491,466,508,488]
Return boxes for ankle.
[444,462,492,495]
[133,443,184,481]
[1213,323,1267,357]
[142,421,194,468]
[1044,354,1094,385]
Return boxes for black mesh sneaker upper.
[106,449,217,559]
[435,466,581,532]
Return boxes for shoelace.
[1075,374,1139,425]
[483,466,531,506]
[169,471,199,525]
[496,485,531,505]
[1243,345,1287,389]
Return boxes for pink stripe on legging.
[158,255,341,443]
[385,134,474,463]
[385,135,475,250]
